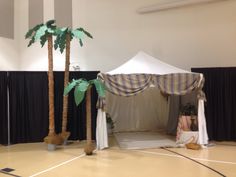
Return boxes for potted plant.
[180,103,197,116]
[179,103,198,131]
[106,113,115,135]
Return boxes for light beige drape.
[106,87,169,132]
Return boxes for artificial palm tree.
[25,20,62,146]
[64,78,105,155]
[54,27,93,142]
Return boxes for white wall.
[0,0,20,71]
[1,0,236,72]
[0,38,19,70]
[71,0,236,72]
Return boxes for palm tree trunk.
[84,86,94,155]
[48,35,55,136]
[44,35,63,146]
[61,34,71,140]
[86,86,92,142]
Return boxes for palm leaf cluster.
[25,20,56,47]
[64,79,106,106]
[54,27,93,53]
[25,20,93,52]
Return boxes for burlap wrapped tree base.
[44,133,63,145]
[59,131,71,145]
[84,142,95,155]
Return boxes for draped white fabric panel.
[197,99,209,145]
[106,87,169,132]
[96,109,108,150]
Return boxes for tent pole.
[7,72,10,146]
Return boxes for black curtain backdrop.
[0,72,8,145]
[192,67,236,141]
[8,71,99,144]
[9,72,49,143]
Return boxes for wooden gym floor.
[0,137,236,177]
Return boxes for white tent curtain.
[198,99,208,144]
[96,96,208,149]
[96,109,108,150]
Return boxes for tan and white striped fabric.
[99,74,152,97]
[99,73,203,95]
[153,73,202,95]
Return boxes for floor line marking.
[162,148,226,177]
[0,170,21,177]
[29,153,86,177]
[134,150,236,165]
[134,150,183,158]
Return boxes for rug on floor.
[114,131,177,149]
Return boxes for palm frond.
[46,20,56,27]
[64,79,79,96]
[74,87,86,106]
[40,35,47,47]
[77,28,93,39]
[25,19,57,47]
[34,25,47,41]
[25,24,43,39]
[25,28,35,39]
[79,39,83,47]
[54,28,69,53]
[72,29,85,40]
[59,32,67,53]
[64,78,105,106]
[27,38,35,47]
[90,79,106,97]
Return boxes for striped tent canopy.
[97,52,205,107]
[99,73,204,97]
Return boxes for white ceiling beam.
[137,0,227,14]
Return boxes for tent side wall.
[106,87,169,132]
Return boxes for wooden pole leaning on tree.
[84,86,95,155]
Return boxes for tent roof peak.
[107,51,190,75]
